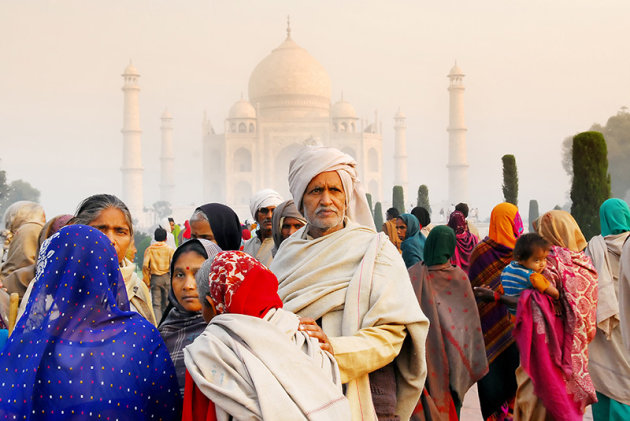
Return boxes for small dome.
[123,62,139,76]
[331,99,357,119]
[394,108,406,119]
[161,109,172,119]
[229,98,256,119]
[448,62,464,76]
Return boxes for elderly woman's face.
[88,207,131,265]
[172,251,204,312]
[190,218,217,244]
[302,171,346,238]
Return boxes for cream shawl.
[184,308,350,421]
[621,239,630,350]
[270,222,429,420]
[586,233,630,404]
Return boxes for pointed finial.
[286,15,291,39]
[341,90,344,102]
[240,91,244,100]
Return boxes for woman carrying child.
[512,210,598,420]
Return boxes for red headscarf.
[183,220,192,240]
[208,251,283,318]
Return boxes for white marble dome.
[228,98,256,119]
[331,99,357,119]
[248,34,331,116]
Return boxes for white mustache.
[315,206,338,214]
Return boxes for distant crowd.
[0,145,629,421]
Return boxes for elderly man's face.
[302,171,346,238]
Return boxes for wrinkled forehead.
[305,170,345,191]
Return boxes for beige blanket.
[184,308,350,420]
[586,233,630,404]
[271,222,429,420]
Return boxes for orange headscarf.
[488,202,523,249]
[536,210,587,252]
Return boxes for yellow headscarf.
[536,210,586,252]
[488,202,523,249]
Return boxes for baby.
[501,233,559,314]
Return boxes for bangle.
[494,291,500,302]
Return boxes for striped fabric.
[501,261,534,297]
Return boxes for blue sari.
[0,225,181,420]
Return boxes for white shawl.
[586,234,625,338]
[271,222,428,420]
[184,308,350,421]
[586,233,630,404]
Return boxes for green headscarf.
[600,198,630,237]
[423,225,456,266]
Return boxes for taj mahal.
[120,21,469,224]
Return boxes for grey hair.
[190,209,208,222]
[193,239,222,304]
[71,194,133,236]
[195,259,214,305]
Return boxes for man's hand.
[299,317,334,355]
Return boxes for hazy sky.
[1,1,629,221]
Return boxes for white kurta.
[243,236,275,268]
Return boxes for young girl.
[501,233,560,314]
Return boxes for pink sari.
[514,289,580,420]
[513,245,598,417]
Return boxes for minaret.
[121,61,144,219]
[160,109,175,205]
[394,108,408,200]
[447,62,469,204]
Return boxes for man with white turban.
[270,146,429,421]
[243,188,283,267]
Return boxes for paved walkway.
[460,384,593,420]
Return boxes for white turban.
[249,189,283,219]
[288,146,375,230]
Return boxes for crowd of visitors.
[0,144,629,420]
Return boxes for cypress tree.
[373,202,384,231]
[570,131,611,239]
[366,193,374,216]
[416,185,431,214]
[528,199,539,232]
[502,154,518,206]
[392,185,405,214]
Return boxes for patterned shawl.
[409,262,488,418]
[0,225,181,419]
[540,245,598,409]
[468,237,515,363]
[513,289,582,420]
[448,211,479,272]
